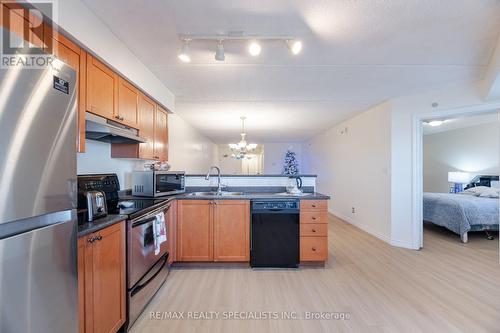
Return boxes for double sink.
[187,191,245,197]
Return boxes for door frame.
[411,102,500,250]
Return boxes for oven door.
[128,204,170,289]
[154,172,185,196]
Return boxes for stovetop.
[111,198,169,216]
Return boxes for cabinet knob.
[312,247,316,251]
[312,229,316,233]
[96,235,102,241]
[87,236,95,243]
[312,216,316,220]
[120,116,124,121]
[312,204,317,208]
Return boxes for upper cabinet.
[86,54,117,120]
[154,106,169,161]
[112,94,169,161]
[117,77,139,128]
[50,30,87,153]
[2,2,169,158]
[138,93,156,160]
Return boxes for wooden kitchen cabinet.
[86,54,117,121]
[154,106,169,161]
[177,200,214,261]
[1,2,45,49]
[300,200,329,262]
[50,31,87,152]
[117,77,139,128]
[78,221,126,333]
[176,200,250,262]
[214,200,250,262]
[111,94,169,161]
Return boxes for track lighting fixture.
[215,40,225,61]
[178,40,191,63]
[287,40,302,55]
[248,41,261,56]
[177,34,302,62]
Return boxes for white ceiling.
[82,0,500,143]
[423,111,499,135]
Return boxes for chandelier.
[228,116,257,160]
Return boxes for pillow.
[463,186,497,196]
[479,188,500,198]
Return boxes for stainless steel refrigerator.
[0,56,78,332]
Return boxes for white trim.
[411,101,500,250]
[331,210,391,244]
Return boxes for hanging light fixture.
[287,39,302,55]
[178,40,191,63]
[228,116,258,159]
[215,40,225,61]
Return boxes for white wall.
[390,81,500,248]
[31,0,175,111]
[423,122,499,193]
[77,140,144,189]
[78,114,218,188]
[303,101,392,242]
[167,114,218,173]
[263,143,303,174]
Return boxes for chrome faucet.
[205,166,223,194]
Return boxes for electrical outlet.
[352,207,356,214]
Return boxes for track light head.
[248,41,261,56]
[287,40,302,55]
[178,41,191,63]
[215,40,225,61]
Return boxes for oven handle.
[131,203,171,228]
[131,252,169,297]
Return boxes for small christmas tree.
[282,150,299,175]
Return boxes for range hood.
[85,112,147,144]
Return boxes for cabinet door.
[117,77,139,128]
[86,54,117,120]
[154,106,168,161]
[77,237,86,333]
[91,222,126,333]
[138,93,156,159]
[177,200,214,261]
[214,200,250,262]
[51,33,87,152]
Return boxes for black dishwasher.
[250,199,300,268]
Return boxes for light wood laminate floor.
[130,215,500,333]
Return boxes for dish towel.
[153,212,167,255]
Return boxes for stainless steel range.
[77,174,170,330]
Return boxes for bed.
[423,176,499,243]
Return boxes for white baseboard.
[330,210,391,244]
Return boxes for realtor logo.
[1,1,57,68]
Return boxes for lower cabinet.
[177,200,250,262]
[78,221,126,333]
[300,200,329,262]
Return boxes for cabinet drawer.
[300,200,327,211]
[300,237,328,261]
[300,223,328,237]
[300,211,328,224]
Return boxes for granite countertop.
[176,192,330,200]
[186,174,318,177]
[78,214,127,238]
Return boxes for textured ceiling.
[82,0,500,143]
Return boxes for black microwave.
[132,171,185,197]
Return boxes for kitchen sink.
[187,191,245,196]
